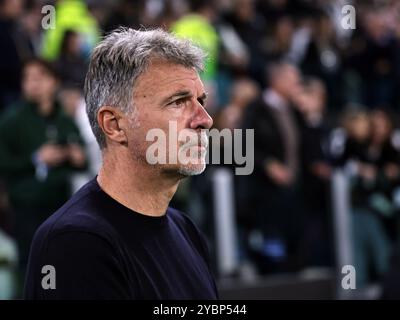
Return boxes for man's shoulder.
[34,179,115,245]
[25,180,131,299]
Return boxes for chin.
[177,162,207,176]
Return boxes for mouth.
[179,144,207,160]
[184,144,207,153]
[191,145,207,152]
[180,137,208,149]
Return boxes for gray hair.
[84,28,205,149]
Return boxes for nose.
[190,101,213,130]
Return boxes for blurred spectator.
[338,108,400,288]
[171,0,219,110]
[59,85,101,191]
[368,109,400,242]
[215,78,260,131]
[0,58,87,291]
[171,0,219,82]
[347,4,400,108]
[265,15,294,63]
[295,77,334,267]
[221,0,267,86]
[41,0,100,60]
[257,0,292,27]
[19,0,43,54]
[242,61,304,274]
[54,29,88,88]
[0,0,33,111]
[300,10,345,110]
[103,0,144,32]
[171,0,219,81]
[215,78,260,272]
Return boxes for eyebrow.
[162,90,192,105]
[162,90,208,106]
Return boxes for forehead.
[285,66,299,77]
[134,60,204,97]
[24,63,52,78]
[24,63,43,74]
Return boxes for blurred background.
[1,0,400,300]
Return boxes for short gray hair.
[84,28,205,149]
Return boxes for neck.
[97,148,180,217]
[305,112,322,125]
[37,98,54,116]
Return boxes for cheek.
[133,107,193,146]
[129,117,166,150]
[41,79,56,93]
[24,82,40,96]
[128,125,147,144]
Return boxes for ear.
[97,106,128,146]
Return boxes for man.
[24,28,218,300]
[0,0,34,111]
[171,0,219,83]
[0,58,86,290]
[242,61,303,274]
[295,77,333,267]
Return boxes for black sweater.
[24,178,218,300]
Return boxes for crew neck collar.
[89,177,169,229]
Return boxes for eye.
[170,98,188,108]
[197,97,205,106]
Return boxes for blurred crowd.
[1,0,400,299]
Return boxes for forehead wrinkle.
[135,76,202,102]
[142,70,199,88]
[133,79,198,103]
[136,62,198,87]
[132,63,204,108]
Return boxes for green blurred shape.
[41,0,100,61]
[171,14,219,81]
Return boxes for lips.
[179,133,208,149]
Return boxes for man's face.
[294,86,325,114]
[124,60,213,176]
[22,63,58,103]
[275,65,301,99]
